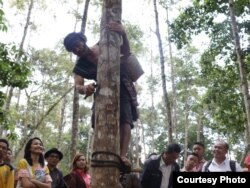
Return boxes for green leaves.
[0,43,31,88]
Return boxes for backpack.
[204,160,236,172]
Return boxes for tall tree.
[5,0,34,113]
[70,0,91,162]
[91,0,122,187]
[153,0,173,143]
[229,0,250,144]
[170,0,250,147]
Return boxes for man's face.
[0,142,8,160]
[46,153,60,167]
[5,150,12,163]
[192,144,204,158]
[185,154,198,169]
[72,41,88,57]
[213,141,227,158]
[163,152,180,165]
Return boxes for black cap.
[44,148,63,160]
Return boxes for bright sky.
[2,0,209,108]
[2,0,213,161]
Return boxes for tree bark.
[153,0,173,143]
[229,0,250,144]
[90,0,122,187]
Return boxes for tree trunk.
[153,0,173,143]
[90,0,122,187]
[70,0,91,161]
[16,0,34,111]
[166,6,177,142]
[57,92,67,149]
[71,86,79,161]
[197,115,202,142]
[184,104,189,162]
[229,0,250,144]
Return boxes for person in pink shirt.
[63,153,91,188]
[243,154,250,171]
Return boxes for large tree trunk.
[90,0,122,187]
[70,0,90,161]
[153,0,173,143]
[229,0,250,144]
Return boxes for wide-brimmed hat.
[45,148,63,160]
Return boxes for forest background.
[0,0,250,173]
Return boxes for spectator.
[45,148,65,188]
[63,153,90,188]
[0,138,14,188]
[192,142,206,172]
[180,152,199,172]
[140,143,181,188]
[16,137,52,188]
[201,140,242,172]
[243,154,250,171]
[5,148,16,170]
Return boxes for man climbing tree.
[63,0,140,187]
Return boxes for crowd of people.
[140,140,250,188]
[1,137,250,188]
[0,137,90,188]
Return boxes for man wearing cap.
[45,148,65,188]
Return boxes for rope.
[91,151,121,169]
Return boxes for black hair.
[24,137,45,167]
[193,142,205,149]
[63,32,87,52]
[0,138,9,149]
[165,143,181,154]
[147,152,157,159]
[188,152,199,158]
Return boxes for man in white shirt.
[201,140,242,172]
